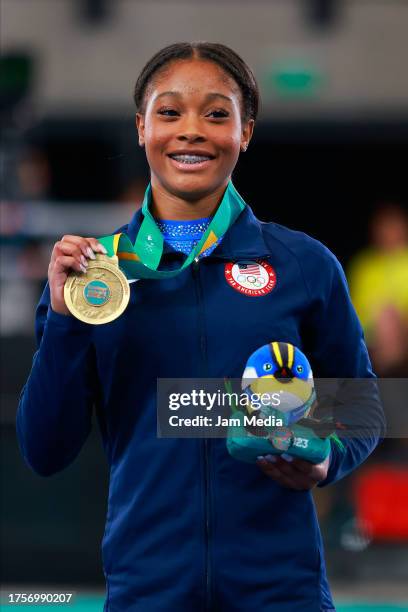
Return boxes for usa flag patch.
[224,260,277,296]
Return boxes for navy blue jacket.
[16,198,385,612]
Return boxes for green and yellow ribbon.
[97,180,246,280]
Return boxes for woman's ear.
[241,119,255,152]
[136,113,145,147]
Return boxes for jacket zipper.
[192,258,212,612]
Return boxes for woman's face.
[136,58,254,201]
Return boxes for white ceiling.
[2,0,408,119]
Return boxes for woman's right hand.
[48,235,107,316]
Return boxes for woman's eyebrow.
[154,91,233,103]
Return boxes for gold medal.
[64,254,130,324]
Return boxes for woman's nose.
[176,113,206,141]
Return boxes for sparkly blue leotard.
[155,217,222,259]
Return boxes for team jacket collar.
[126,187,271,260]
[211,203,271,259]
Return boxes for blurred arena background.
[1,0,408,610]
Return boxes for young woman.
[17,42,384,611]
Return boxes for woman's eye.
[207,110,228,118]
[157,109,179,116]
[157,109,228,118]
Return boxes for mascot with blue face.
[226,342,337,464]
[242,341,316,427]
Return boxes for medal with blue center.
[64,254,130,324]
[64,180,247,324]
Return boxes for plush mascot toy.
[226,342,341,464]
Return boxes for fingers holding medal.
[48,236,109,317]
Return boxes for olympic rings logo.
[236,274,265,288]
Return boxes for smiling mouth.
[167,154,215,170]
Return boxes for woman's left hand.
[256,453,330,490]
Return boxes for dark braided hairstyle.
[133,42,260,125]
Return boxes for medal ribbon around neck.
[97,180,246,280]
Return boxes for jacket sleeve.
[16,282,98,477]
[299,244,386,487]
